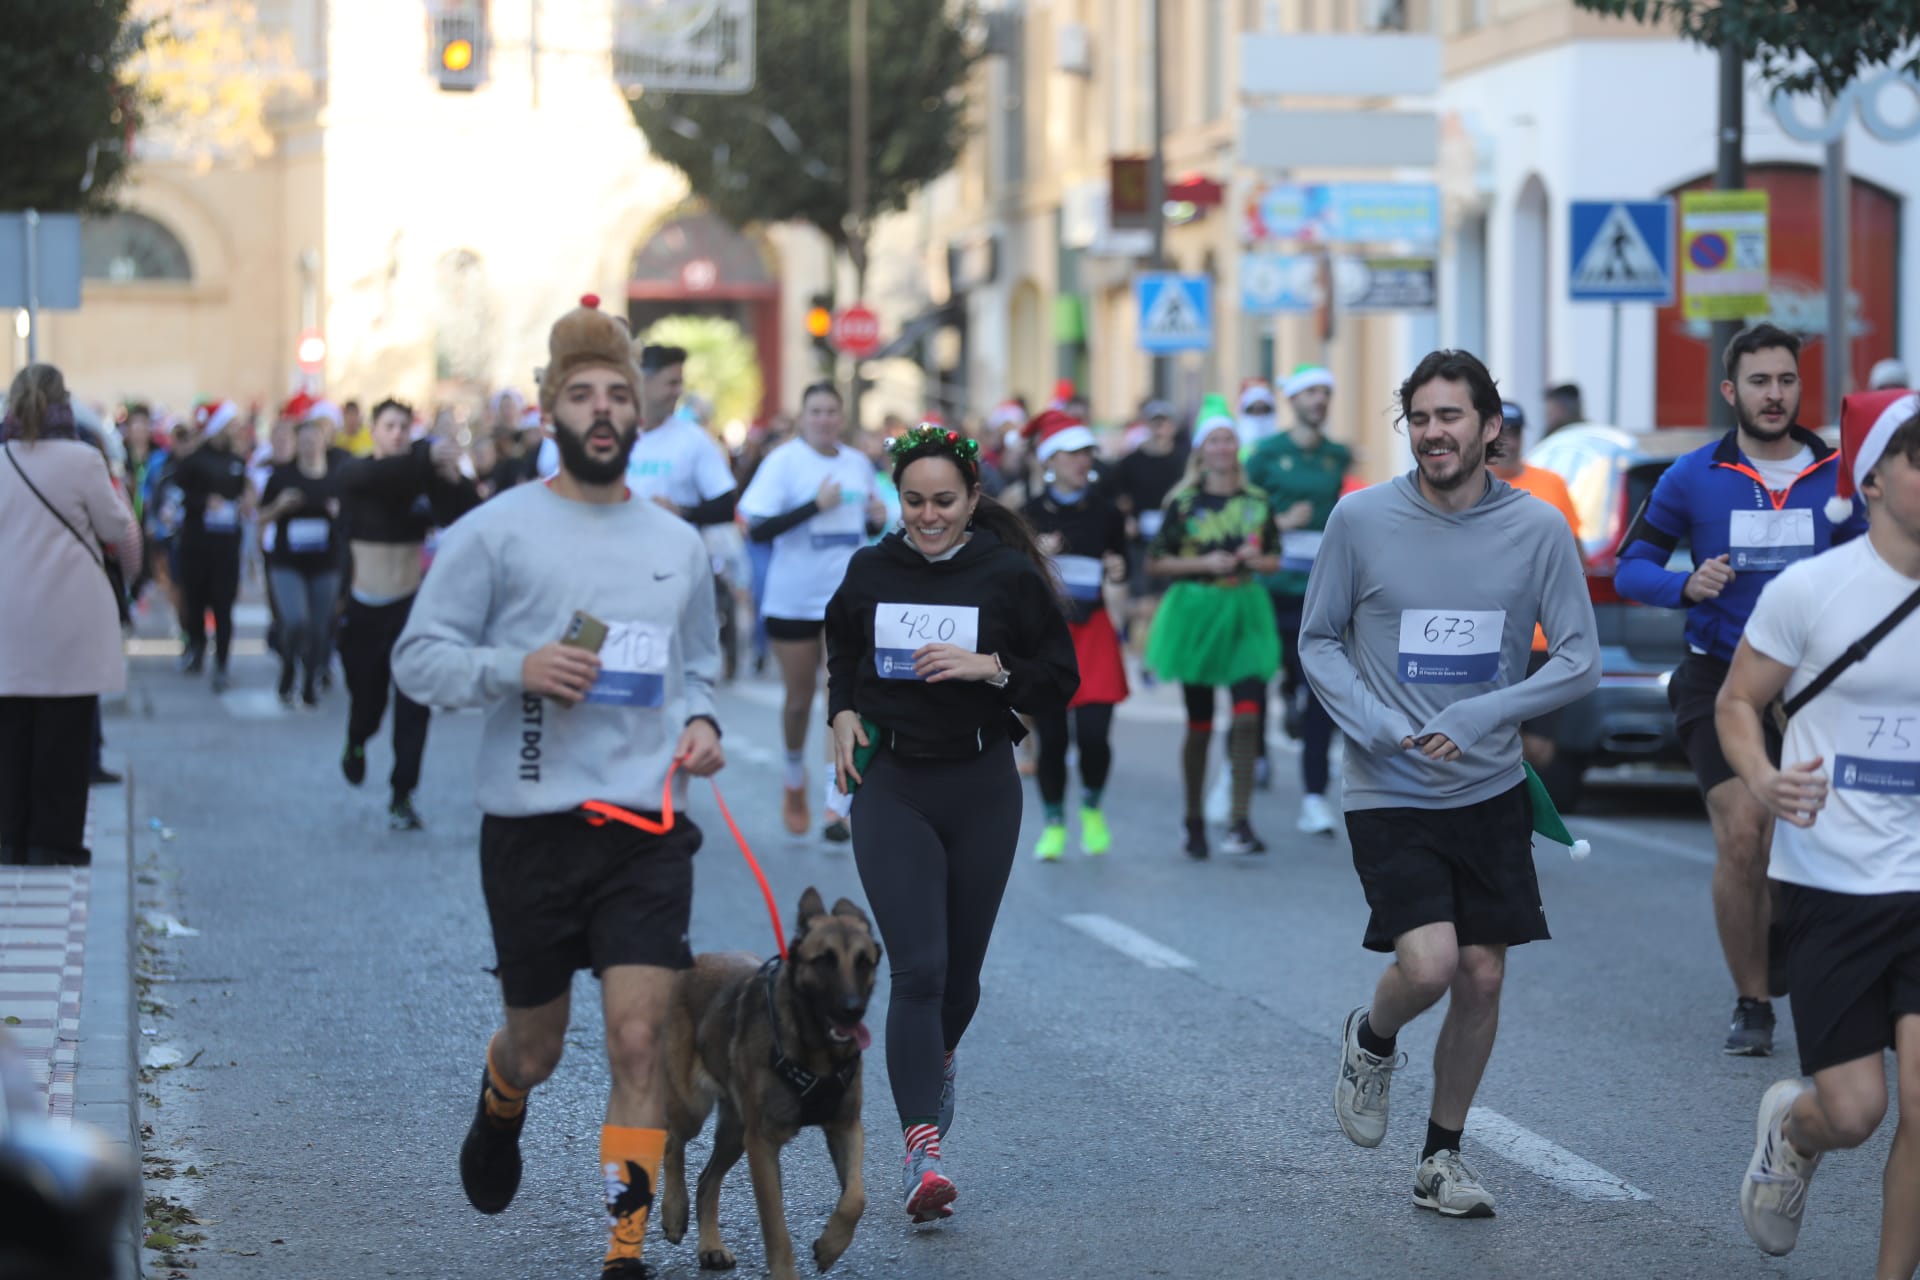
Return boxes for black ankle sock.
[1356,1014,1396,1058]
[1422,1120,1463,1162]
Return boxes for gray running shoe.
[1725,998,1776,1056]
[937,1053,957,1140]
[1334,1007,1403,1148]
[1741,1079,1820,1256]
[1413,1148,1496,1218]
[903,1147,956,1222]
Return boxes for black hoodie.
[825,528,1079,757]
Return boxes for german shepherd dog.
[660,888,881,1278]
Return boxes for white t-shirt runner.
[1744,536,1920,894]
[737,438,879,621]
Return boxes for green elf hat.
[1523,761,1591,860]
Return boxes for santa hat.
[537,294,638,412]
[1192,393,1239,447]
[1024,409,1096,462]
[1239,380,1276,413]
[279,391,316,423]
[305,399,344,430]
[1050,378,1078,410]
[195,399,238,435]
[1827,388,1919,523]
[1282,364,1335,399]
[987,401,1025,431]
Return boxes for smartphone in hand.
[562,609,608,653]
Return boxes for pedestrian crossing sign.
[1568,200,1674,305]
[1135,273,1214,354]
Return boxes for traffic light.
[806,293,835,371]
[431,5,487,92]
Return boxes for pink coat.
[1,439,142,697]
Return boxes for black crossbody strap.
[1781,583,1920,719]
[5,442,105,569]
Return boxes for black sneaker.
[277,660,296,703]
[177,649,204,676]
[1220,819,1267,856]
[210,665,231,694]
[389,794,425,832]
[1725,997,1776,1057]
[342,741,367,786]
[1182,818,1210,860]
[459,1068,524,1214]
[601,1261,655,1278]
[823,818,852,843]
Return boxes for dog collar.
[761,958,860,1115]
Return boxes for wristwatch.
[986,652,1010,689]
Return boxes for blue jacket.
[1614,426,1867,662]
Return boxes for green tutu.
[1146,580,1282,687]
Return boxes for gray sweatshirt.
[1300,471,1600,811]
[392,483,720,818]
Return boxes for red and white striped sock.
[904,1123,940,1158]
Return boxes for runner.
[1302,349,1599,1218]
[736,381,884,841]
[825,421,1077,1221]
[337,398,479,831]
[1236,378,1280,449]
[1615,323,1866,1055]
[259,407,346,708]
[1245,363,1351,832]
[1717,389,1920,1268]
[1020,409,1130,860]
[1144,399,1282,859]
[169,400,251,693]
[1111,400,1186,674]
[392,296,723,1280]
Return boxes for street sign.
[832,304,882,359]
[1336,257,1437,312]
[1240,253,1321,315]
[1135,273,1213,353]
[1239,109,1438,171]
[1244,183,1440,247]
[1239,33,1440,97]
[1569,200,1675,305]
[1681,190,1770,321]
[0,212,82,310]
[612,0,755,95]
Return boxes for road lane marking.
[1467,1106,1653,1202]
[1061,914,1196,970]
[1571,817,1715,867]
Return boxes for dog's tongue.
[851,1021,872,1051]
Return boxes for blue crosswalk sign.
[1569,200,1674,304]
[1136,273,1213,353]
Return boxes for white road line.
[1467,1106,1653,1202]
[1572,817,1716,867]
[1061,914,1197,970]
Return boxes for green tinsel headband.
[884,422,981,467]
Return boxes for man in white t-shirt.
[1717,388,1920,1269]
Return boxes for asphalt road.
[117,612,1896,1280]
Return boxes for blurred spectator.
[1869,357,1910,391]
[338,399,371,456]
[1544,382,1585,434]
[0,365,141,866]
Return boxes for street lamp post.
[1147,0,1169,400]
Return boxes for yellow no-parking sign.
[1680,190,1770,321]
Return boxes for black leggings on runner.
[1033,704,1115,808]
[338,594,430,797]
[177,533,241,667]
[850,741,1022,1124]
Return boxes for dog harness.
[759,958,860,1126]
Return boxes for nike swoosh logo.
[652,571,674,580]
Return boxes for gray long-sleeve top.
[1300,472,1600,810]
[392,482,720,817]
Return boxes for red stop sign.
[832,305,882,359]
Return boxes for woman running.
[1019,410,1130,860]
[259,409,345,708]
[337,399,479,831]
[738,382,885,841]
[1145,400,1282,860]
[825,422,1077,1222]
[169,400,252,692]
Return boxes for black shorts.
[1669,653,1781,793]
[764,615,825,643]
[1521,648,1558,737]
[1345,781,1551,953]
[479,810,701,1008]
[1780,882,1920,1076]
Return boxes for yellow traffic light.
[442,38,474,72]
[805,306,833,339]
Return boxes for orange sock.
[601,1125,667,1265]
[484,1040,527,1121]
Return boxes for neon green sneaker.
[1034,822,1067,861]
[1080,808,1112,856]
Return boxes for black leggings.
[1033,704,1115,808]
[177,533,241,666]
[850,741,1022,1125]
[339,594,430,797]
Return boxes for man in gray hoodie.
[1301,349,1600,1219]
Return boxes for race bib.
[811,531,863,550]
[1835,714,1920,795]
[203,496,238,532]
[874,602,979,680]
[583,620,672,707]
[1398,609,1505,684]
[1053,554,1105,603]
[1138,510,1165,540]
[286,517,330,554]
[1728,509,1815,572]
[1280,530,1323,574]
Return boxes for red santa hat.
[195,399,238,435]
[986,400,1024,431]
[1827,388,1919,523]
[279,391,316,423]
[1024,409,1096,462]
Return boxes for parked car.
[1522,425,1718,809]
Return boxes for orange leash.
[581,759,788,962]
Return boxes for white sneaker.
[1741,1079,1820,1256]
[1413,1148,1496,1218]
[1334,1007,1402,1148]
[1203,768,1231,825]
[1296,793,1335,835]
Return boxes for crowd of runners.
[10,302,1918,1279]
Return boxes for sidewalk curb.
[73,761,142,1280]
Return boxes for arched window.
[81,212,193,282]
